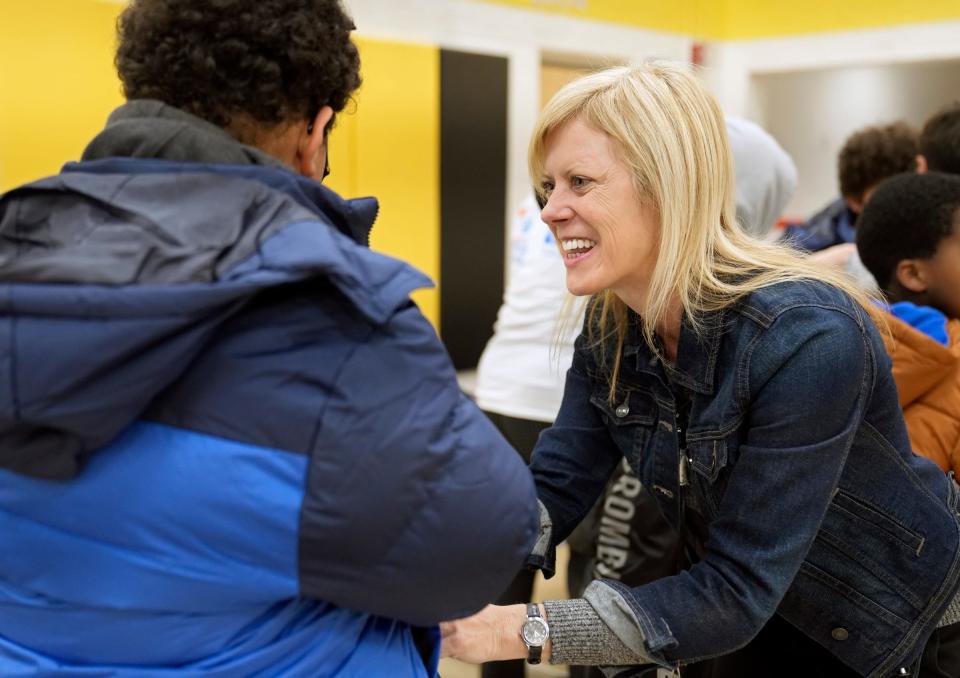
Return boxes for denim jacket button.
[831,627,849,641]
[615,403,630,418]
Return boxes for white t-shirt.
[474,195,581,423]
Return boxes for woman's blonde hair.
[529,62,877,399]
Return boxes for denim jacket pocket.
[778,559,912,673]
[830,489,926,559]
[798,488,927,624]
[590,389,656,467]
[684,437,729,516]
[686,438,728,483]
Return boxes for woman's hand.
[441,603,543,664]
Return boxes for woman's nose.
[539,191,569,224]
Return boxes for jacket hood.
[82,99,286,168]
[0,160,431,479]
[885,303,960,408]
[726,117,797,238]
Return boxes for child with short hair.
[857,172,960,477]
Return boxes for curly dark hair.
[856,172,960,293]
[920,102,960,175]
[837,121,917,202]
[115,0,361,129]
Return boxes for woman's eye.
[571,176,590,189]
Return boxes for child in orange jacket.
[857,172,960,476]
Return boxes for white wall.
[342,0,691,237]
[700,20,960,219]
[753,60,960,218]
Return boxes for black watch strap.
[528,644,542,665]
[526,603,543,665]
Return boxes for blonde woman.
[442,63,960,677]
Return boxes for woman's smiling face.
[538,118,660,306]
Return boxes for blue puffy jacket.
[0,158,538,676]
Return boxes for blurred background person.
[855,171,960,676]
[857,173,960,479]
[782,121,917,292]
[783,121,918,252]
[917,102,960,174]
[726,117,799,239]
[800,105,960,292]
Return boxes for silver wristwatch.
[520,603,550,665]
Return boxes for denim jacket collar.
[623,308,725,395]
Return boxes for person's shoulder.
[889,301,953,349]
[731,282,872,387]
[807,197,849,223]
[782,198,848,251]
[738,279,856,318]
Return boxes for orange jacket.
[884,312,960,476]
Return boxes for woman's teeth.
[561,238,597,257]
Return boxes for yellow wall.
[325,38,441,328]
[474,0,960,39]
[725,1,960,39]
[476,0,721,38]
[0,0,124,190]
[540,63,595,110]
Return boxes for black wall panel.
[440,49,508,370]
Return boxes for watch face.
[522,618,549,646]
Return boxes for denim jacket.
[529,280,960,677]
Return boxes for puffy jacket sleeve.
[297,301,539,626]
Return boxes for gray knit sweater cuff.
[543,598,643,666]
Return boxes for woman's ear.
[297,106,335,180]
[894,258,929,294]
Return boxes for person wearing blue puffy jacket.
[0,1,538,675]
